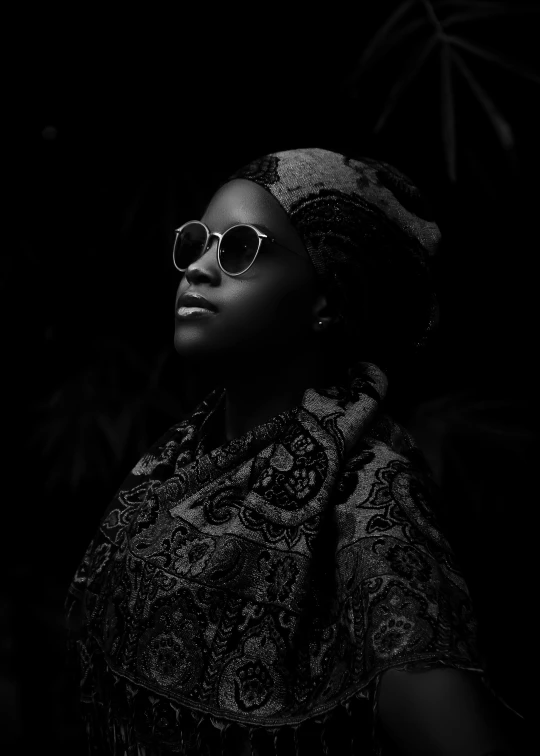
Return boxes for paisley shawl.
[65,362,484,755]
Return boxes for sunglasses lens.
[174,223,207,270]
[220,226,260,274]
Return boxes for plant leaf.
[440,42,457,182]
[435,1,519,9]
[147,347,171,390]
[451,49,514,149]
[96,407,133,462]
[352,17,429,77]
[442,6,539,28]
[374,34,438,133]
[355,0,417,70]
[447,34,540,83]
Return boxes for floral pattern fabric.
[65,361,483,755]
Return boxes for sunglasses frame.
[172,220,306,277]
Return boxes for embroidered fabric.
[65,361,488,755]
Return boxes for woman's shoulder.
[349,410,434,479]
[342,409,454,547]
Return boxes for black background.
[3,4,537,753]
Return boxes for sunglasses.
[172,220,306,277]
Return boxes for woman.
[65,148,522,755]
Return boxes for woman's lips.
[175,306,217,320]
[177,291,218,311]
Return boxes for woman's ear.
[312,292,343,332]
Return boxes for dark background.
[3,4,537,753]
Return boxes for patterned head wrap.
[229,148,441,375]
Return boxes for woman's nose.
[185,236,220,282]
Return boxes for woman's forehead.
[202,179,309,259]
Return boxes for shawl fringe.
[67,617,524,756]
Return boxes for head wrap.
[228,148,441,375]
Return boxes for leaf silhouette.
[440,42,457,182]
[27,340,188,492]
[451,49,514,150]
[443,5,540,29]
[96,406,135,463]
[374,35,438,132]
[345,0,540,181]
[355,0,417,70]
[447,34,540,83]
[436,0,528,9]
[348,17,429,82]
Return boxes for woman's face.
[173,178,322,364]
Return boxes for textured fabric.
[65,362,485,755]
[228,148,441,372]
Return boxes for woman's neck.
[218,347,326,442]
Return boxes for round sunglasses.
[172,220,307,276]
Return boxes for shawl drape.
[66,362,484,755]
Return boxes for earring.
[318,320,324,328]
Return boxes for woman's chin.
[173,334,229,363]
[174,340,210,361]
